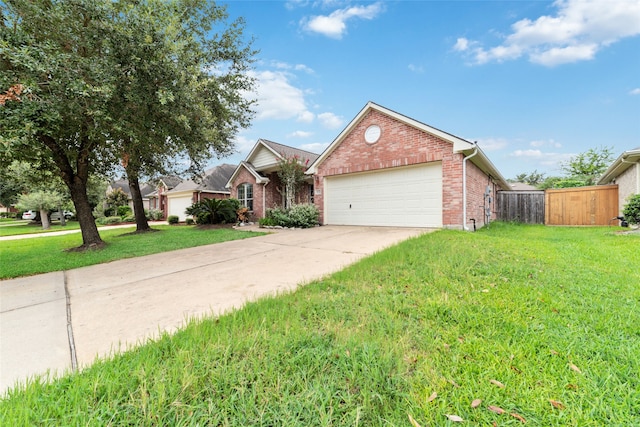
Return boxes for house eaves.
[225,161,270,189]
[597,147,640,185]
[306,101,509,189]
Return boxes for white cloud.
[317,112,344,129]
[288,130,313,138]
[456,0,640,66]
[630,88,640,95]
[248,70,314,122]
[408,64,424,73]
[530,139,562,148]
[302,2,383,39]
[453,37,470,51]
[233,134,257,156]
[509,149,574,170]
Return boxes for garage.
[324,162,443,227]
[167,194,194,221]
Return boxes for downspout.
[263,181,269,218]
[462,144,479,230]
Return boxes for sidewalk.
[0,225,431,395]
[0,221,168,241]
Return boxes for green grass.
[0,220,82,237]
[0,226,264,279]
[1,223,639,425]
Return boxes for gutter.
[462,144,479,231]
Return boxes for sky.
[214,0,640,180]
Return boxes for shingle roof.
[261,139,319,164]
[110,180,155,198]
[170,164,236,193]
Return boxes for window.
[237,183,253,211]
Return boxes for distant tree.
[512,170,546,186]
[17,190,64,230]
[104,188,129,216]
[561,146,614,186]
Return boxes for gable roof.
[108,180,155,198]
[169,164,236,194]
[225,139,319,188]
[597,147,640,185]
[306,101,510,189]
[260,139,319,164]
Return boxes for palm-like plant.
[185,199,237,224]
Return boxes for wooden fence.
[545,185,618,226]
[496,191,545,224]
[496,185,619,225]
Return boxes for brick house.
[166,164,236,221]
[306,102,509,229]
[597,147,640,216]
[226,139,318,220]
[147,176,182,219]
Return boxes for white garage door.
[167,195,194,222]
[324,162,442,227]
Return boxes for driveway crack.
[64,271,78,372]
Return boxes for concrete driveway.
[0,225,430,395]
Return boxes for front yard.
[0,225,264,279]
[1,223,638,425]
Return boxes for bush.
[117,205,132,218]
[122,215,135,223]
[146,209,164,221]
[185,198,237,224]
[622,193,640,225]
[185,218,195,225]
[258,216,278,227]
[263,204,319,228]
[167,215,179,225]
[96,216,122,225]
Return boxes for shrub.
[117,205,132,218]
[185,218,195,225]
[263,204,319,228]
[122,215,135,223]
[146,209,164,221]
[96,216,122,225]
[167,215,179,225]
[185,198,237,224]
[622,193,640,225]
[258,216,278,227]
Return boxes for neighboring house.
[597,147,640,215]
[306,102,510,229]
[509,182,539,191]
[147,176,182,219]
[167,164,236,221]
[226,139,319,219]
[106,180,155,211]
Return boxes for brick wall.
[465,161,499,228]
[313,109,487,227]
[230,167,265,219]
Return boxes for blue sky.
[217,0,640,179]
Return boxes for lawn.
[0,220,82,237]
[0,225,264,279]
[1,223,638,425]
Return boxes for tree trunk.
[39,133,104,249]
[39,208,51,230]
[127,170,151,232]
[69,177,104,248]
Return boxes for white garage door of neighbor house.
[168,196,193,222]
[324,162,443,227]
